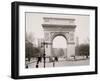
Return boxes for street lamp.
[41,42,47,68]
[41,41,52,68]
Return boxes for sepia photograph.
[11,2,97,79]
[25,12,90,68]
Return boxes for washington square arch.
[42,17,76,59]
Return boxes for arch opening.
[52,36,67,57]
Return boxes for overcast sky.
[26,12,89,45]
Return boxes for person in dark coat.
[55,57,58,61]
[36,57,42,68]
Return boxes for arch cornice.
[42,24,76,28]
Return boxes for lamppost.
[41,42,47,68]
[41,41,52,68]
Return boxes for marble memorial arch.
[42,17,76,58]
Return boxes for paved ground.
[26,59,89,68]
